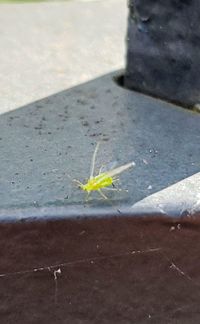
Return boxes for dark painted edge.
[0,205,199,224]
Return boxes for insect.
[68,142,135,200]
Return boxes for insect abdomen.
[83,173,113,192]
[95,174,113,189]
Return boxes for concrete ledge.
[0,72,199,221]
[131,172,200,218]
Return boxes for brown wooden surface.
[0,216,200,323]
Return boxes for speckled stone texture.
[125,0,200,107]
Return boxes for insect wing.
[106,162,135,177]
[99,161,118,173]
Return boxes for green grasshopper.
[68,142,135,200]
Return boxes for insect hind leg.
[85,191,91,202]
[106,178,128,193]
[98,189,109,200]
[112,177,120,183]
[103,187,128,193]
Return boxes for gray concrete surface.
[0,72,199,221]
[0,0,127,113]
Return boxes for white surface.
[131,173,200,217]
[0,0,127,113]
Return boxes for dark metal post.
[124,0,200,107]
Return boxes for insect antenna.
[90,141,101,179]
